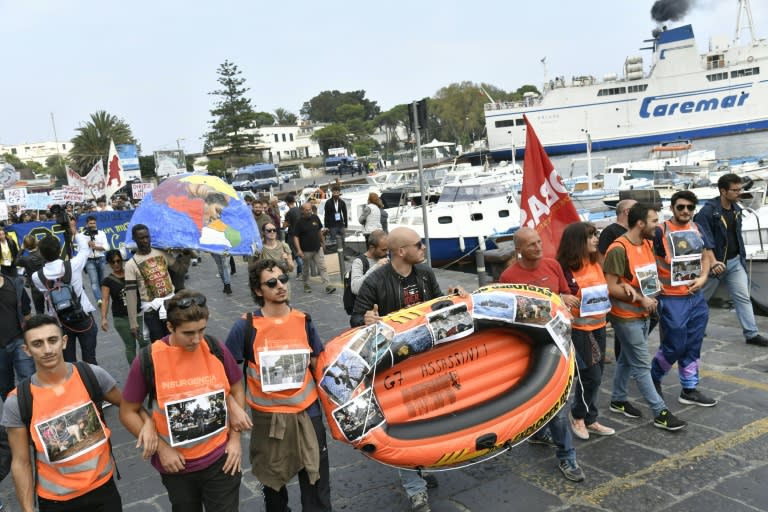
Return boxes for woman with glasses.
[556,222,615,440]
[254,222,295,273]
[101,250,148,365]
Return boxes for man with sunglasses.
[651,190,717,406]
[120,290,250,511]
[350,227,464,512]
[224,260,332,512]
[694,173,768,347]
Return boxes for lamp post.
[176,138,185,150]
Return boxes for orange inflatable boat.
[315,283,575,470]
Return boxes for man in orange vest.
[1,315,154,511]
[603,203,687,431]
[651,190,717,406]
[224,259,331,512]
[120,290,250,511]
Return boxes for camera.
[84,228,98,239]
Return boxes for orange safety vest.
[656,220,704,296]
[606,236,658,319]
[570,259,608,331]
[23,371,113,501]
[151,340,230,461]
[245,311,319,413]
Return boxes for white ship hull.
[484,10,768,159]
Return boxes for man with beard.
[293,202,335,294]
[604,203,687,431]
[651,190,717,406]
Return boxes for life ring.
[747,56,754,63]
[315,283,575,470]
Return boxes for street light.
[176,138,185,150]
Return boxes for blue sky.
[1,0,765,154]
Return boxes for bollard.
[476,236,491,287]
[336,234,346,276]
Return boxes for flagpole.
[412,101,431,266]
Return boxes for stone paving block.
[643,453,745,497]
[450,469,563,511]
[713,464,768,511]
[722,434,768,471]
[124,501,164,511]
[674,401,764,433]
[721,386,768,413]
[669,490,763,512]
[594,483,674,512]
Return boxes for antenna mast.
[734,0,755,45]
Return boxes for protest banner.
[4,187,28,207]
[131,182,155,199]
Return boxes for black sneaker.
[653,409,687,431]
[558,460,585,482]
[423,474,438,489]
[678,389,717,407]
[746,334,768,347]
[527,430,557,448]
[609,401,642,418]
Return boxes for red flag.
[519,115,580,258]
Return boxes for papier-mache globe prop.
[126,173,261,255]
[314,283,575,470]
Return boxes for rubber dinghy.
[315,283,575,470]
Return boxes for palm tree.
[274,107,298,126]
[69,111,137,173]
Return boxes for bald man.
[350,227,465,511]
[598,199,637,260]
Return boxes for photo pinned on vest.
[425,303,474,345]
[669,230,704,258]
[671,259,702,285]
[258,348,310,392]
[35,402,108,464]
[165,389,227,447]
[579,284,611,317]
[635,263,661,297]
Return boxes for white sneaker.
[409,491,430,512]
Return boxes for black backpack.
[343,255,370,315]
[17,361,120,501]
[37,261,87,326]
[139,335,225,407]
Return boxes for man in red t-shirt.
[499,227,585,482]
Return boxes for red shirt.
[499,258,570,294]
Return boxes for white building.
[244,124,324,162]
[0,140,71,165]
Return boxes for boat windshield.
[439,182,513,202]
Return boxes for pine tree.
[205,60,259,157]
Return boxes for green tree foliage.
[206,158,226,176]
[274,108,298,126]
[1,153,23,168]
[301,90,380,123]
[205,60,260,156]
[25,161,44,173]
[254,112,275,127]
[139,155,156,178]
[44,155,66,181]
[312,124,349,154]
[69,111,137,173]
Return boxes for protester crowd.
[0,173,765,512]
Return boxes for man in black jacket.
[323,186,348,249]
[694,173,768,347]
[349,226,465,512]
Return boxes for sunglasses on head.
[166,294,207,311]
[675,204,696,212]
[261,274,290,288]
[264,228,277,233]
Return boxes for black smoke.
[651,0,695,22]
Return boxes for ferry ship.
[484,0,768,159]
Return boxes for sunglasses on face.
[109,259,122,265]
[166,294,207,311]
[264,228,277,233]
[261,274,290,288]
[675,204,696,212]
[402,240,424,250]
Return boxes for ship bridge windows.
[597,86,627,97]
[731,67,759,78]
[706,54,725,70]
[706,72,728,82]
[628,84,648,93]
[494,118,526,128]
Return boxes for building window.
[11,148,17,155]
[437,216,453,224]
[290,133,294,141]
[498,210,510,218]
[494,119,516,128]
[597,87,627,97]
[470,213,483,221]
[282,134,286,142]
[628,84,648,93]
[274,134,279,143]
[706,54,725,70]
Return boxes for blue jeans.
[701,256,759,339]
[211,254,230,286]
[547,408,576,464]
[399,469,427,498]
[0,337,35,400]
[85,256,107,301]
[610,315,666,417]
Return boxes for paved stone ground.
[1,255,767,511]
